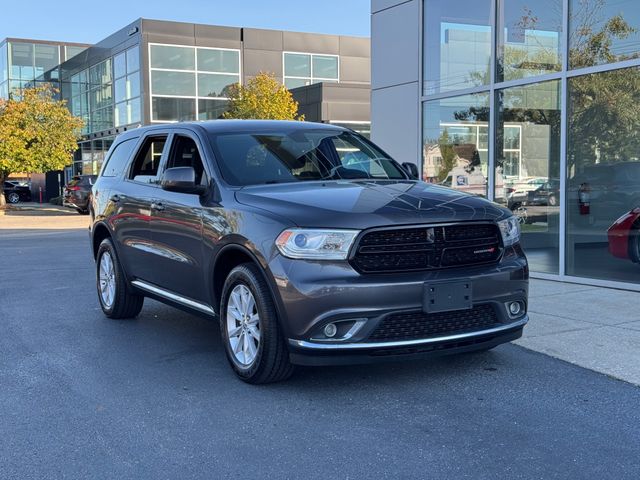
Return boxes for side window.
[101,138,138,178]
[129,136,168,184]
[165,135,206,185]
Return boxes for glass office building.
[372,0,640,288]
[32,19,370,176]
[0,38,87,100]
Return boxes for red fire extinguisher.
[578,183,590,215]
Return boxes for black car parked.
[3,181,32,204]
[89,121,529,384]
[63,175,97,214]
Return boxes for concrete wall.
[371,0,421,165]
[292,82,370,123]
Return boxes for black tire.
[220,263,294,384]
[96,238,144,319]
[7,192,20,204]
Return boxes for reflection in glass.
[422,93,489,197]
[114,52,126,79]
[497,0,562,81]
[150,45,194,70]
[198,99,229,120]
[567,68,640,284]
[284,78,309,89]
[126,46,140,73]
[423,0,492,94]
[198,73,239,98]
[284,53,311,77]
[312,55,338,79]
[497,80,561,274]
[151,70,195,96]
[9,42,34,80]
[197,48,239,73]
[0,45,7,83]
[152,97,196,121]
[569,0,640,69]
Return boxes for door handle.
[151,202,165,211]
[109,194,121,202]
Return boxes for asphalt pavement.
[1,227,639,479]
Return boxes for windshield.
[209,129,407,186]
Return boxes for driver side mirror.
[161,166,207,195]
[402,162,419,179]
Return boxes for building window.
[283,52,339,89]
[497,0,563,82]
[149,44,240,122]
[114,46,141,127]
[569,0,640,69]
[422,93,490,194]
[497,80,561,274]
[423,0,492,95]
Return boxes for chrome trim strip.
[288,317,528,351]
[131,280,215,316]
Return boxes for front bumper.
[267,245,529,365]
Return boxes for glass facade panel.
[423,0,492,95]
[422,93,489,196]
[150,45,194,70]
[65,46,86,60]
[34,44,59,78]
[497,0,562,82]
[284,53,311,77]
[152,97,196,121]
[9,42,34,80]
[151,70,195,96]
[567,68,640,284]
[198,98,229,120]
[569,0,640,69]
[197,48,239,73]
[126,47,140,73]
[496,80,561,274]
[284,78,309,89]
[312,55,339,79]
[114,52,126,79]
[198,73,238,97]
[89,59,112,87]
[0,43,8,83]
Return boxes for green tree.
[437,129,457,182]
[0,85,83,206]
[223,72,304,120]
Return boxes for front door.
[149,133,208,302]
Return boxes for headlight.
[275,229,359,260]
[497,216,521,247]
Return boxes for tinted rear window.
[101,138,138,178]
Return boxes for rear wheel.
[630,222,640,264]
[7,192,20,204]
[220,263,294,384]
[96,238,144,319]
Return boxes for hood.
[235,180,511,229]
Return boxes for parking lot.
[1,218,639,479]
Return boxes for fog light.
[324,323,337,338]
[509,302,522,316]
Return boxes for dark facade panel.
[283,31,340,54]
[339,56,371,83]
[194,24,242,49]
[242,49,283,81]
[339,36,370,57]
[243,28,284,51]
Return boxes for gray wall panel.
[371,81,419,164]
[242,49,283,80]
[340,56,371,83]
[371,0,419,89]
[371,0,412,13]
[339,36,370,57]
[283,32,340,54]
[243,28,283,51]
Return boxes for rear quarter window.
[101,138,139,178]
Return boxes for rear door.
[148,131,208,302]
[111,133,170,282]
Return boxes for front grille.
[368,304,499,342]
[351,223,502,273]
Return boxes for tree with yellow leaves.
[223,72,304,121]
[0,85,83,206]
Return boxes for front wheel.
[630,223,640,264]
[7,192,20,204]
[220,263,294,384]
[96,238,144,319]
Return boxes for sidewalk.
[518,279,640,385]
[0,202,89,229]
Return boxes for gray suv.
[90,120,528,383]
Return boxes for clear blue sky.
[2,0,371,43]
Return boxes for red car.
[608,208,640,264]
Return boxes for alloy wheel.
[99,251,116,308]
[226,284,261,366]
[7,193,19,204]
